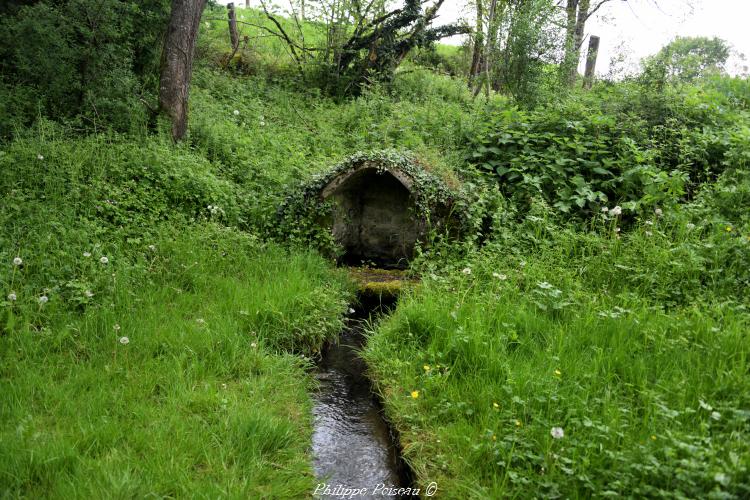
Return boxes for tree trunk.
[473,0,497,98]
[159,0,207,142]
[567,0,590,85]
[469,0,484,79]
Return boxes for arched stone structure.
[321,164,422,267]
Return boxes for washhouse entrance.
[321,167,421,268]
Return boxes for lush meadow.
[1,2,749,498]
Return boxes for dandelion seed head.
[119,336,129,345]
[233,109,240,116]
[113,323,121,331]
[13,257,22,266]
[83,252,91,258]
[462,267,472,275]
[38,295,48,304]
[654,208,663,217]
[37,154,44,161]
[550,426,564,439]
[7,292,17,301]
[100,256,109,264]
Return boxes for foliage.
[250,0,469,95]
[0,0,171,137]
[466,79,750,218]
[641,36,732,88]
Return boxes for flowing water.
[311,301,414,498]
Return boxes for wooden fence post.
[583,35,600,89]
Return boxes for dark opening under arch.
[323,167,421,268]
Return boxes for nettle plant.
[275,149,470,257]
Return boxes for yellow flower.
[726,226,732,232]
[650,435,657,441]
[554,369,562,377]
[492,435,496,441]
[515,419,522,427]
[423,365,431,371]
[493,402,500,408]
[411,390,419,399]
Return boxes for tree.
[641,36,731,87]
[259,0,468,95]
[559,0,619,86]
[159,0,207,141]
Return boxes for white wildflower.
[37,154,44,161]
[550,427,564,439]
[654,208,663,217]
[461,267,472,275]
[686,223,696,230]
[492,272,507,280]
[645,231,653,236]
[83,252,91,258]
[196,318,205,325]
[348,307,355,314]
[601,207,609,213]
[38,295,48,304]
[259,121,266,126]
[84,290,94,298]
[100,256,109,264]
[615,227,621,233]
[610,206,622,216]
[13,257,22,266]
[711,411,721,421]
[7,292,17,301]
[113,323,121,331]
[233,109,240,116]
[250,342,257,348]
[119,336,129,345]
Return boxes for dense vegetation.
[1,1,749,497]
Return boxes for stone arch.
[321,163,422,268]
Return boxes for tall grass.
[364,194,750,498]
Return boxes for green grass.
[364,202,750,498]
[1,224,349,497]
[2,6,749,497]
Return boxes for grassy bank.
[364,184,750,498]
[1,224,349,497]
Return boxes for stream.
[311,299,415,498]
